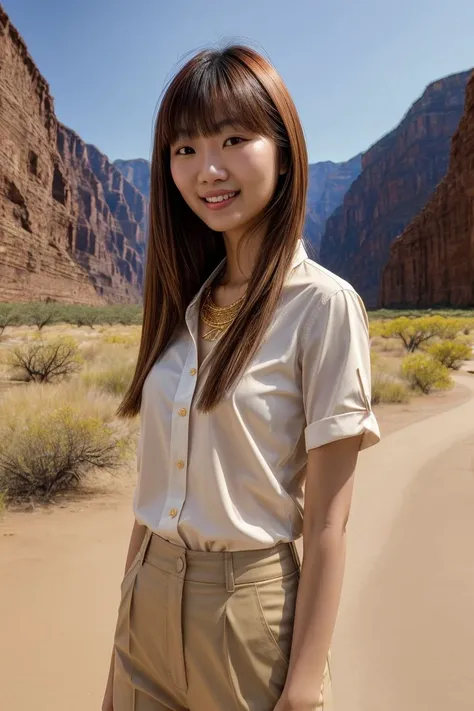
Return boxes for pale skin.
[102,123,362,710]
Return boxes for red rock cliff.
[319,70,472,307]
[380,72,474,308]
[0,6,146,304]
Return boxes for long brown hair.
[117,44,308,418]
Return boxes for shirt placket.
[157,309,200,542]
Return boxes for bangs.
[161,54,279,147]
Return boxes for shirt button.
[176,460,185,469]
[176,556,185,573]
[178,407,187,417]
[190,368,197,376]
[169,508,178,518]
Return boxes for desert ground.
[0,326,473,710]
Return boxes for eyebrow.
[173,119,243,143]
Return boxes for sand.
[1,372,473,710]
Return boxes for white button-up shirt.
[134,241,380,551]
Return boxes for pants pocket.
[253,571,332,710]
[224,571,299,709]
[253,570,299,663]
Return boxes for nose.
[197,148,228,184]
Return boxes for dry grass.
[371,335,406,357]
[0,327,141,506]
[0,378,139,505]
[371,371,411,405]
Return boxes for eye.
[224,136,246,147]
[174,146,195,156]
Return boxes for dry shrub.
[427,340,472,370]
[369,321,385,339]
[461,318,474,335]
[401,353,453,394]
[7,336,83,383]
[0,381,137,504]
[381,316,466,352]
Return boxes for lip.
[200,189,240,211]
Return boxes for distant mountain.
[304,156,362,256]
[380,71,474,308]
[319,69,473,307]
[112,156,361,259]
[113,159,151,200]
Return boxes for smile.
[201,191,240,211]
[204,191,238,203]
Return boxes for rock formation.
[304,155,361,256]
[319,70,472,307]
[380,72,474,308]
[0,6,147,304]
[113,158,151,201]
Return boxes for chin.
[198,211,248,234]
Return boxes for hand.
[273,683,324,711]
[273,700,314,711]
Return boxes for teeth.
[205,192,236,203]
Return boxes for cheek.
[239,144,279,193]
[170,161,191,199]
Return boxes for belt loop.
[224,552,235,593]
[140,528,153,566]
[289,539,302,571]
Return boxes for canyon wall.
[0,6,147,304]
[380,72,474,308]
[319,70,472,307]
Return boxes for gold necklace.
[200,287,246,341]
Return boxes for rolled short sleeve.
[302,288,381,452]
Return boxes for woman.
[102,44,380,711]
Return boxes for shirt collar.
[291,238,308,269]
[186,239,308,315]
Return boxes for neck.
[220,230,263,287]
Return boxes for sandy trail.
[0,374,473,710]
[331,372,474,710]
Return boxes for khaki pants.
[113,530,333,711]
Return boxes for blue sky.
[4,0,474,164]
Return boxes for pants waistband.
[140,530,300,593]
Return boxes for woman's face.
[170,121,283,238]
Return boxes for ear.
[278,148,289,176]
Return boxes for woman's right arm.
[102,519,147,711]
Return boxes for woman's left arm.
[275,287,382,711]
[276,433,361,711]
